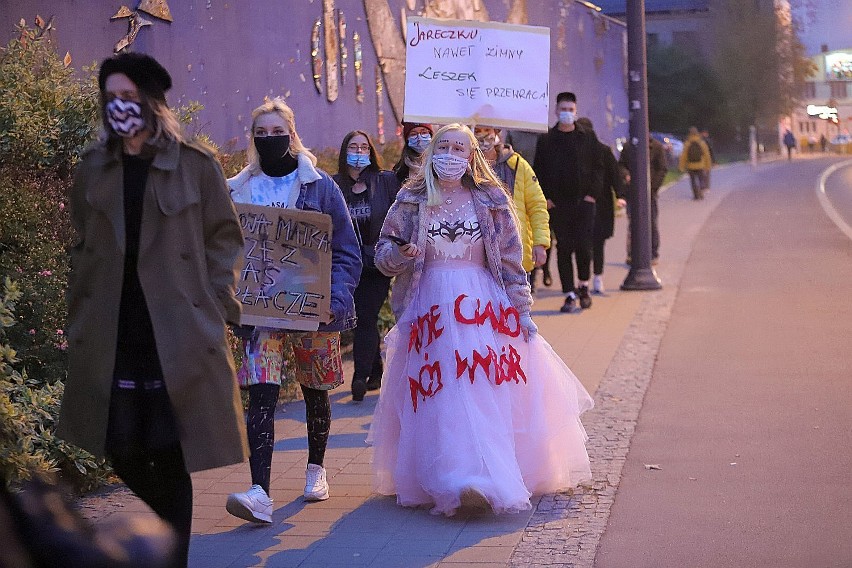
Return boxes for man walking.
[679,127,712,200]
[534,92,604,313]
[619,135,668,264]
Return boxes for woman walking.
[58,52,248,567]
[369,124,593,517]
[225,98,361,523]
[332,130,401,401]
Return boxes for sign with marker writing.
[404,17,550,132]
[234,203,332,331]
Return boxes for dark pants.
[245,382,331,493]
[688,170,704,199]
[551,200,596,293]
[352,266,391,384]
[625,190,660,260]
[106,385,190,568]
[650,190,659,258]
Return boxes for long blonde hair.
[405,123,507,206]
[245,97,316,174]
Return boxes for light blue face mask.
[346,152,371,168]
[558,111,576,125]
[407,134,431,153]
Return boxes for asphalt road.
[595,156,852,568]
[822,158,852,231]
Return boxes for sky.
[792,0,852,55]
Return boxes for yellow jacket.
[679,134,712,172]
[494,148,550,272]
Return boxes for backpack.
[686,140,703,162]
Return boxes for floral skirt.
[238,330,343,391]
[369,262,594,516]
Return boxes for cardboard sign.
[234,203,332,331]
[404,17,551,132]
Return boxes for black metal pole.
[621,0,662,291]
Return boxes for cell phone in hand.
[386,235,408,246]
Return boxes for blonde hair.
[246,97,316,174]
[148,99,184,143]
[405,123,508,206]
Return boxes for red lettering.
[454,294,521,337]
[409,357,443,412]
[454,344,526,386]
[408,304,444,354]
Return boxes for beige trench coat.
[57,139,249,473]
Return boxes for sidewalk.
[77,161,770,567]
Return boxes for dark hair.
[556,91,577,104]
[98,52,172,102]
[337,130,381,178]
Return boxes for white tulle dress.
[369,194,594,516]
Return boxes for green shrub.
[0,23,100,177]
[0,278,112,492]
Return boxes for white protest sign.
[404,17,551,132]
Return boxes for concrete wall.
[0,0,629,153]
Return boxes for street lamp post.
[621,0,662,291]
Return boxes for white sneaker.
[304,463,329,501]
[592,275,604,294]
[226,484,272,523]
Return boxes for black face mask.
[254,134,298,177]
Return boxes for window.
[829,81,848,99]
[802,82,816,99]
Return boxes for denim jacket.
[229,155,361,331]
[375,182,532,320]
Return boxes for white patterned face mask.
[431,153,469,181]
[106,98,145,138]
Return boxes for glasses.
[347,144,370,153]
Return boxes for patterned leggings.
[246,383,331,493]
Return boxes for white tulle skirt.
[368,262,593,516]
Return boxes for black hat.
[98,52,172,101]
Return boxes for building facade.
[784,48,852,149]
[593,0,712,59]
[0,0,629,153]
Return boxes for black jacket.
[332,168,400,267]
[618,137,667,194]
[594,142,626,241]
[533,123,605,206]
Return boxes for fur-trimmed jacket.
[374,182,532,320]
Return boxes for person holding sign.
[225,98,361,523]
[58,53,248,567]
[473,125,550,291]
[393,122,433,184]
[369,124,593,517]
[332,131,401,401]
